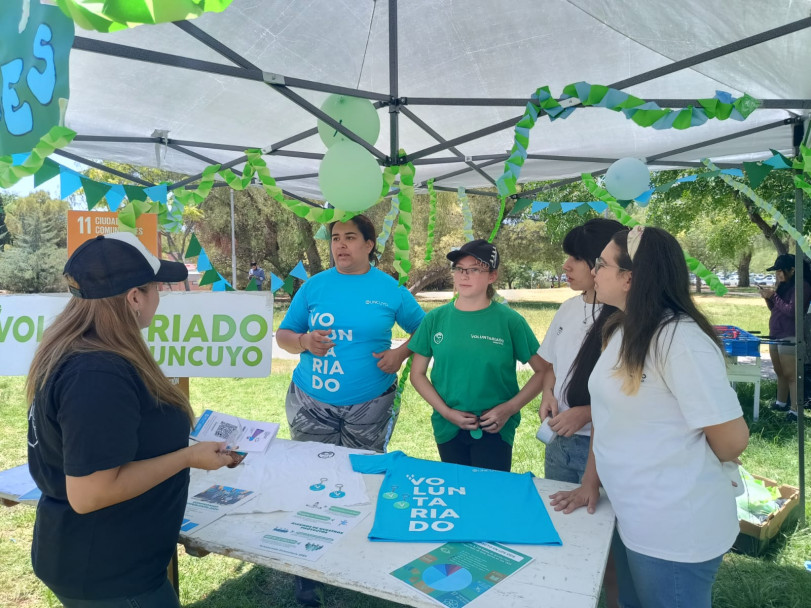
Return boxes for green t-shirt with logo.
[409,300,540,445]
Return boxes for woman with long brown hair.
[550,226,749,608]
[26,232,234,608]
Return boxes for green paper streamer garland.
[392,160,415,286]
[496,84,759,197]
[425,178,437,261]
[704,159,811,260]
[390,355,413,425]
[56,0,234,32]
[376,198,400,258]
[458,187,474,242]
[488,196,507,243]
[581,173,728,296]
[0,127,76,188]
[172,150,358,224]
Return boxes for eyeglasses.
[451,266,487,277]
[594,257,629,273]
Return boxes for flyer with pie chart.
[391,542,532,607]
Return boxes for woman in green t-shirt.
[409,240,548,471]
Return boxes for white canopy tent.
[45,0,811,511]
[58,0,811,201]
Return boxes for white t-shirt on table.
[537,294,602,436]
[589,318,743,563]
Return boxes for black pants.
[436,430,512,472]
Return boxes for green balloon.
[317,94,380,149]
[318,141,383,212]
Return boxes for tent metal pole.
[73,35,389,102]
[647,119,797,161]
[609,17,811,90]
[431,185,500,197]
[400,106,497,186]
[51,150,156,187]
[406,116,523,162]
[169,132,321,191]
[174,20,389,101]
[274,173,319,182]
[164,23,386,161]
[230,189,237,287]
[422,158,503,187]
[793,120,807,525]
[167,144,220,165]
[389,0,399,163]
[73,136,160,144]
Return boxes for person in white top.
[537,218,623,482]
[536,218,622,608]
[550,226,749,608]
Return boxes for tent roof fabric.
[62,0,811,198]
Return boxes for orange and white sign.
[67,211,159,256]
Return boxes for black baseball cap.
[767,254,795,271]
[446,239,500,270]
[64,232,188,299]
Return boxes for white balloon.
[603,157,650,200]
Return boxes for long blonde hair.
[26,284,194,424]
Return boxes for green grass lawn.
[1,289,809,607]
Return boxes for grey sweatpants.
[285,382,398,453]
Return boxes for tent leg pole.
[230,189,237,287]
[793,120,806,526]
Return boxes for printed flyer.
[242,504,370,562]
[391,542,532,607]
[190,409,279,453]
[181,484,257,535]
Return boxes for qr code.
[214,422,239,440]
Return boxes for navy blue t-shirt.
[27,352,190,600]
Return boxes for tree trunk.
[296,216,323,275]
[408,267,448,295]
[737,250,752,287]
[0,196,9,252]
[695,276,702,293]
[739,192,788,255]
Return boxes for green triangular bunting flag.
[185,234,202,258]
[246,278,258,291]
[123,185,147,201]
[81,177,111,210]
[509,198,533,216]
[198,269,220,287]
[281,275,295,295]
[743,162,773,189]
[34,158,61,187]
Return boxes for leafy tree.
[0,192,69,293]
[646,169,805,286]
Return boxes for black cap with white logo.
[446,239,500,270]
[64,232,188,299]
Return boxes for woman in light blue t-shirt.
[276,214,424,605]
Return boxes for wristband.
[298,333,306,351]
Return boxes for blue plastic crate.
[714,325,760,357]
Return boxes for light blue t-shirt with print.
[350,451,562,545]
[279,267,424,406]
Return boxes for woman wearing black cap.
[409,239,547,472]
[759,253,811,421]
[26,232,235,608]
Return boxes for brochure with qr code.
[391,542,532,607]
[190,409,279,453]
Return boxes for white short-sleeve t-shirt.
[589,318,743,563]
[537,294,602,436]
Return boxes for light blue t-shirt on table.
[350,451,562,545]
[279,267,425,406]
